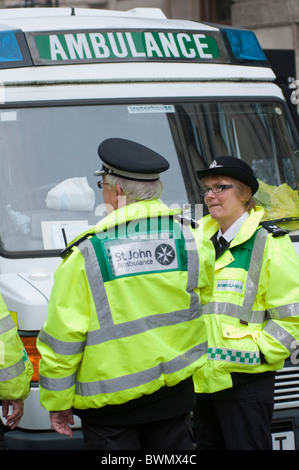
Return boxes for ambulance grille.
[274,364,299,410]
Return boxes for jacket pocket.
[208,322,262,370]
[221,323,260,343]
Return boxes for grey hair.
[105,174,163,203]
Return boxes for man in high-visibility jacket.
[193,156,299,450]
[0,294,33,430]
[37,138,215,450]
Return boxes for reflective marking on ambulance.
[25,29,227,65]
[107,238,178,277]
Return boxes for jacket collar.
[95,199,182,233]
[61,199,182,259]
[218,211,249,244]
[201,206,265,248]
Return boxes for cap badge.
[210,160,218,168]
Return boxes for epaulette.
[259,221,288,237]
[60,232,94,259]
[173,214,199,229]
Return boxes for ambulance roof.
[0,7,275,84]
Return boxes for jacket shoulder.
[259,221,288,237]
[173,214,199,229]
[60,231,95,259]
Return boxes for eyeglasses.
[97,180,110,189]
[201,184,234,197]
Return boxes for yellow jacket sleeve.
[37,248,90,411]
[0,295,33,400]
[195,231,215,306]
[257,233,299,365]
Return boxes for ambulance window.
[0,103,188,256]
[0,99,298,257]
[172,101,299,192]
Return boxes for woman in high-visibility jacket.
[0,294,33,429]
[193,156,299,450]
[37,138,215,450]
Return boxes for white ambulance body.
[0,7,298,450]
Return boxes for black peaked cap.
[197,156,259,194]
[95,138,169,181]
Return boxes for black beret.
[95,138,169,181]
[197,156,259,195]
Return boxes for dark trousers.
[81,413,194,450]
[193,372,275,450]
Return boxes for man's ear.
[115,184,124,197]
[115,184,127,209]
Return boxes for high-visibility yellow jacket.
[194,206,299,394]
[37,199,215,412]
[0,295,33,400]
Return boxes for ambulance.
[0,6,298,450]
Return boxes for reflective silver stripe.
[38,328,85,355]
[266,304,299,320]
[264,320,296,353]
[204,303,299,323]
[241,227,268,322]
[204,228,268,323]
[79,238,114,329]
[0,358,25,382]
[39,343,207,393]
[76,343,207,397]
[181,221,200,314]
[203,302,266,323]
[39,371,77,392]
[87,308,200,346]
[0,316,27,382]
[0,314,16,335]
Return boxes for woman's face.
[203,175,247,233]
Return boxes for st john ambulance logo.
[106,238,178,278]
[155,243,176,265]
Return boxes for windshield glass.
[0,100,298,256]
